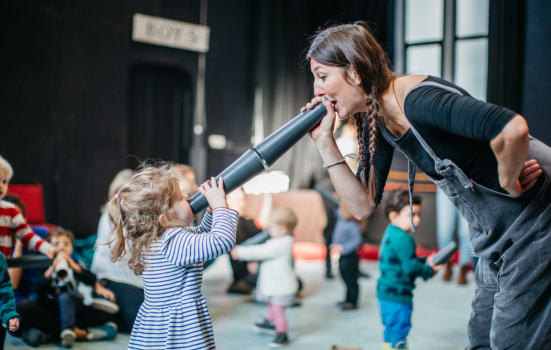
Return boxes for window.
[394,0,489,100]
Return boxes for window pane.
[456,0,489,38]
[406,44,442,77]
[454,38,488,100]
[405,0,444,44]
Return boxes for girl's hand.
[95,283,116,302]
[198,177,228,210]
[8,317,19,332]
[301,97,337,144]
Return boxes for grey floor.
[6,258,474,350]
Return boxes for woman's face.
[311,59,368,119]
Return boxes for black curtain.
[486,0,527,113]
[256,0,394,188]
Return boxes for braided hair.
[306,22,395,203]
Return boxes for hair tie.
[115,194,123,205]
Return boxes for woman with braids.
[301,22,550,350]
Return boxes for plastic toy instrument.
[189,103,327,213]
[430,241,458,266]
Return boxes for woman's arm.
[305,97,375,220]
[490,115,530,197]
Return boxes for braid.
[354,93,380,203]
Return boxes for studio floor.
[6,258,474,350]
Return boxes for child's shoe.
[268,332,289,348]
[22,328,51,347]
[60,329,76,348]
[382,342,392,350]
[91,297,120,314]
[86,321,118,341]
[252,319,276,335]
[393,341,408,349]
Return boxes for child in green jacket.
[378,190,441,350]
[1,253,20,350]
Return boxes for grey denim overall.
[379,82,551,349]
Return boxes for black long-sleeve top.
[357,76,518,206]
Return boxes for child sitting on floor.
[0,155,54,260]
[378,190,441,350]
[231,207,299,348]
[33,228,117,347]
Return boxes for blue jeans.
[58,291,85,331]
[436,188,472,266]
[379,299,412,347]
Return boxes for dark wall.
[522,0,551,146]
[0,1,256,237]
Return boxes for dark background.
[1,0,549,238]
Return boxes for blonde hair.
[0,155,14,180]
[106,163,189,275]
[270,207,298,233]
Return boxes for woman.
[302,22,550,349]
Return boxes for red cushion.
[7,184,45,224]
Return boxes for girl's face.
[171,186,196,223]
[311,59,368,119]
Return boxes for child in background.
[378,190,441,350]
[330,202,363,310]
[231,207,299,348]
[33,228,117,347]
[0,155,54,259]
[1,254,20,350]
[106,165,237,350]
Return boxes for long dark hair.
[306,22,395,203]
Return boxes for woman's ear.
[347,67,362,86]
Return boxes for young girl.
[106,164,238,350]
[230,207,299,348]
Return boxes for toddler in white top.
[231,207,298,348]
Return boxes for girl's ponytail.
[105,194,126,263]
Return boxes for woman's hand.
[517,159,543,194]
[301,97,337,144]
[198,177,228,211]
[95,282,116,302]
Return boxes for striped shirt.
[0,200,51,258]
[128,207,238,350]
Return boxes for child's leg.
[266,302,274,322]
[1,326,6,350]
[269,304,287,334]
[379,300,412,347]
[58,292,83,331]
[339,252,360,305]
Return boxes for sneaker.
[340,302,358,310]
[393,341,408,349]
[252,319,276,335]
[60,329,76,348]
[86,322,118,341]
[22,328,51,347]
[92,298,120,314]
[268,332,289,348]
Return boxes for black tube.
[253,104,327,167]
[240,231,270,246]
[7,255,52,269]
[189,149,265,213]
[189,104,328,214]
[431,241,458,266]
